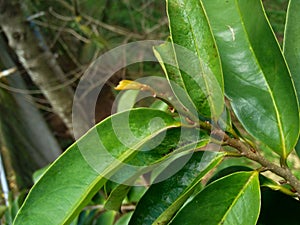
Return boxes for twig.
[32,20,90,43]
[49,7,73,21]
[212,129,300,197]
[145,18,168,34]
[82,14,144,39]
[84,204,135,212]
[0,67,84,95]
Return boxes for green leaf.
[104,185,131,211]
[94,211,115,225]
[259,174,296,197]
[115,212,133,225]
[103,138,207,213]
[154,0,224,119]
[129,151,225,225]
[207,166,253,184]
[202,0,299,159]
[150,99,169,111]
[32,165,50,184]
[13,108,184,225]
[103,180,147,212]
[283,0,300,157]
[169,171,260,225]
[105,127,210,212]
[77,209,96,225]
[127,186,147,203]
[116,90,139,113]
[284,0,300,101]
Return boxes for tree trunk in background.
[0,0,88,134]
[0,35,62,163]
[0,88,54,190]
[0,36,62,190]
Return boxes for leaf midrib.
[167,0,221,120]
[182,0,218,118]
[218,172,258,224]
[166,0,199,117]
[153,152,225,225]
[61,123,180,225]
[233,0,286,156]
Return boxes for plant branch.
[212,129,300,197]
[114,80,300,195]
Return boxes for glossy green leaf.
[94,211,115,225]
[170,171,260,225]
[154,42,200,122]
[284,0,300,101]
[154,0,224,119]
[127,186,147,203]
[76,209,97,225]
[283,0,300,157]
[105,133,211,215]
[129,151,225,225]
[115,212,133,225]
[32,165,50,184]
[150,99,169,111]
[207,166,253,184]
[259,174,296,197]
[202,0,299,158]
[104,181,146,212]
[116,90,139,113]
[106,129,210,212]
[104,184,131,211]
[13,108,184,225]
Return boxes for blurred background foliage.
[0,0,290,224]
[263,0,289,43]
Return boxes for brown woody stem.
[211,129,300,196]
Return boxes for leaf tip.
[115,80,144,91]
